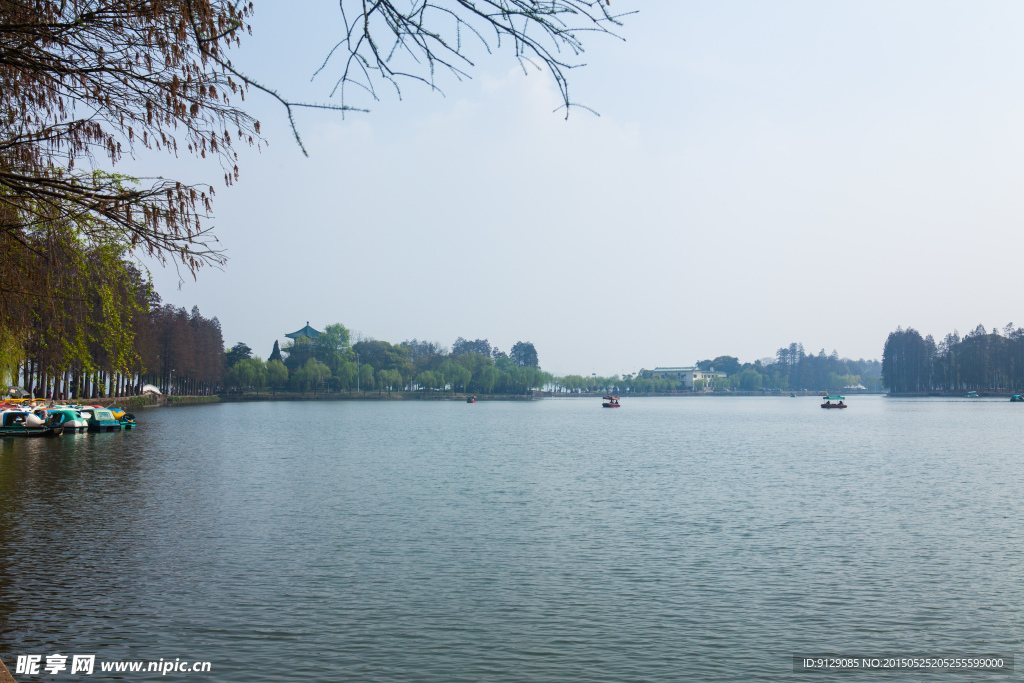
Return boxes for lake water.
[0,396,1021,681]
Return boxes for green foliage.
[290,358,332,395]
[266,359,288,393]
[416,370,440,391]
[0,328,23,388]
[353,340,410,376]
[219,329,553,396]
[739,369,763,391]
[555,347,881,395]
[453,352,491,378]
[452,338,491,357]
[268,341,283,364]
[333,360,357,390]
[225,342,253,368]
[438,359,472,392]
[314,323,353,371]
[510,341,539,368]
[450,365,472,393]
[358,363,375,390]
[376,368,402,394]
[883,323,1024,392]
[697,356,741,375]
[477,366,500,393]
[225,356,267,393]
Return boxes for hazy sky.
[138,1,1024,375]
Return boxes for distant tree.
[510,341,539,368]
[376,368,403,395]
[266,359,288,395]
[246,357,268,394]
[358,363,375,391]
[453,337,492,357]
[315,323,353,369]
[139,303,224,396]
[225,342,253,368]
[416,370,439,391]
[478,366,500,394]
[882,328,930,393]
[353,340,411,377]
[304,358,331,396]
[437,360,460,392]
[451,365,472,393]
[400,339,447,376]
[289,367,305,392]
[290,358,330,395]
[739,369,763,391]
[269,341,283,364]
[225,356,265,393]
[402,339,448,359]
[333,360,357,391]
[698,355,740,375]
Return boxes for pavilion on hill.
[286,322,321,340]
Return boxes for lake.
[0,396,1021,681]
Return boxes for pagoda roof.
[285,322,321,339]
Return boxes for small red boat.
[602,395,620,408]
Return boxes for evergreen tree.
[510,341,539,368]
[225,343,253,368]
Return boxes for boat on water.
[115,409,137,428]
[790,393,796,398]
[602,395,621,408]
[820,395,847,409]
[0,410,50,436]
[965,391,979,398]
[0,402,137,436]
[1011,394,1023,402]
[45,408,89,434]
[87,408,122,432]
[466,396,476,404]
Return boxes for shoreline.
[19,390,1017,411]
[111,390,890,407]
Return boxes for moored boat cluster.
[0,401,136,437]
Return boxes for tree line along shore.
[882,324,1024,394]
[7,307,1023,401]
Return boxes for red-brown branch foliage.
[0,0,261,332]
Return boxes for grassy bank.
[98,395,221,409]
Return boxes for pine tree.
[269,340,283,364]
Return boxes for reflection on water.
[0,397,1021,681]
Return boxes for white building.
[646,366,728,389]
